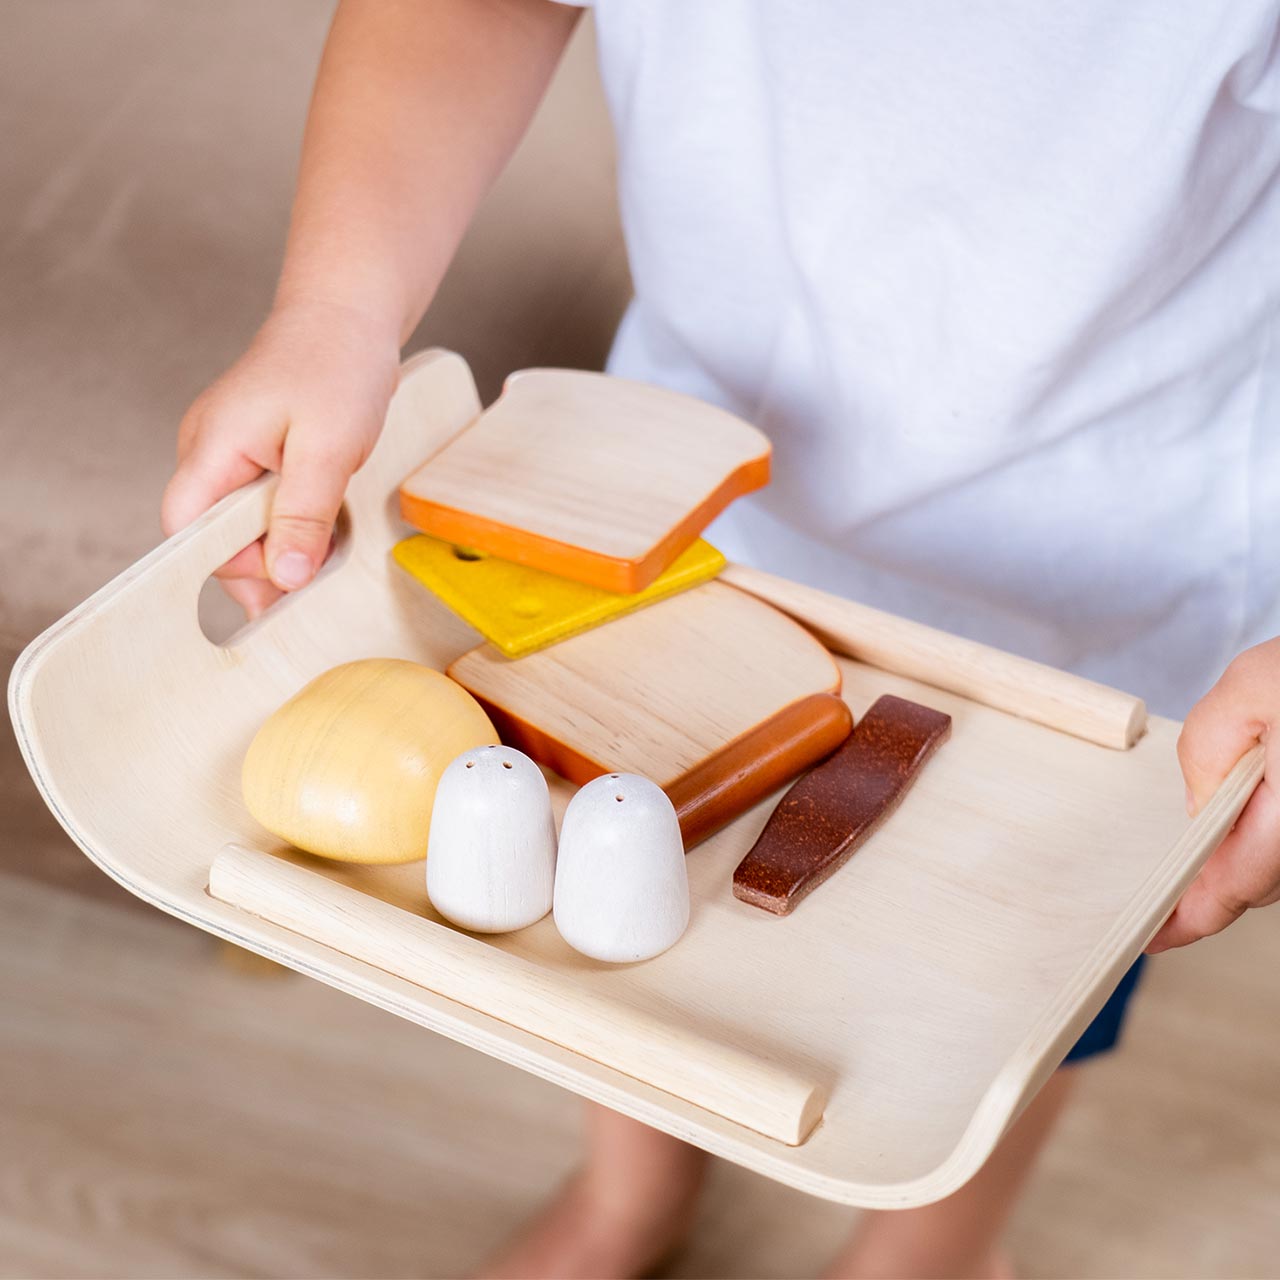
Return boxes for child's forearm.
[274,0,581,342]
[162,0,579,608]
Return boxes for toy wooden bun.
[427,746,557,932]
[242,659,498,865]
[553,774,689,963]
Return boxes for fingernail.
[272,550,312,590]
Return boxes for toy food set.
[242,659,497,865]
[11,349,1263,1205]
[553,773,690,964]
[397,368,770,593]
[392,533,725,658]
[447,581,854,847]
[734,695,952,916]
[426,746,558,934]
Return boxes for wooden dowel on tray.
[721,564,1147,750]
[209,844,826,1146]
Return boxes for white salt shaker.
[553,773,689,963]
[427,746,557,932]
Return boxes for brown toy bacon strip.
[733,694,951,916]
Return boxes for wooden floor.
[4,677,1280,1279]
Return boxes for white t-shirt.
[571,1,1280,715]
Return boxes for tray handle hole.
[197,503,354,647]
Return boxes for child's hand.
[1149,638,1280,952]
[159,0,581,616]
[162,300,400,616]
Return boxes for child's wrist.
[265,289,405,357]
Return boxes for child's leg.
[824,1066,1078,1280]
[481,1102,709,1280]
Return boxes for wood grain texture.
[8,349,1264,1208]
[722,563,1147,751]
[552,774,690,963]
[426,747,557,933]
[448,581,847,848]
[448,579,842,780]
[733,695,951,915]
[242,659,498,865]
[210,844,823,1145]
[399,368,771,592]
[669,692,853,849]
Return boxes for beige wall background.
[2,4,1278,1278]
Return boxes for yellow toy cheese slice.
[393,534,726,658]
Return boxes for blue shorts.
[1062,955,1147,1063]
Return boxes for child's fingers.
[222,574,284,619]
[1155,638,1280,952]
[161,441,265,539]
[215,538,285,614]
[1158,648,1280,952]
[214,539,270,584]
[263,435,355,591]
[1147,771,1280,952]
[1176,642,1276,815]
[164,404,282,616]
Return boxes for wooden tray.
[9,350,1261,1208]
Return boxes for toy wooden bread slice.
[448,581,853,847]
[399,369,771,593]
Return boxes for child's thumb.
[264,441,353,591]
